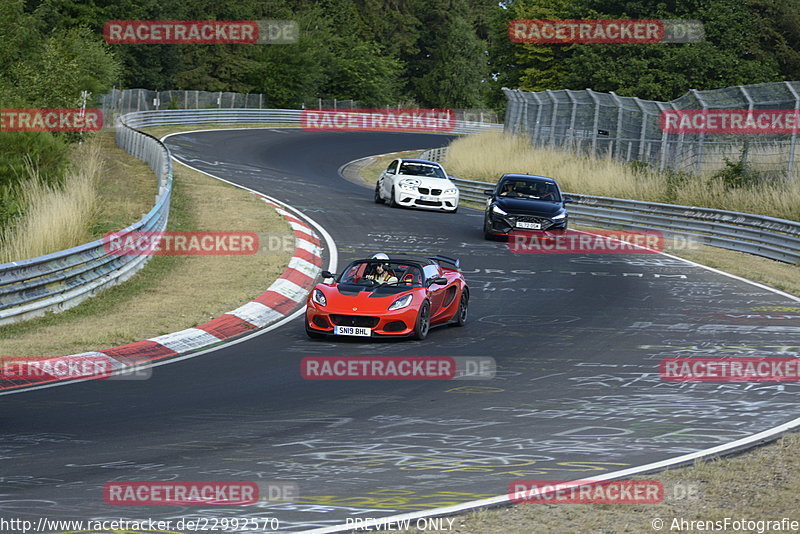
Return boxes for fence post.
[657,102,671,171]
[739,84,757,177]
[546,90,559,148]
[634,97,648,161]
[566,90,578,153]
[531,91,543,144]
[587,89,600,157]
[785,81,799,182]
[610,91,624,160]
[690,89,707,174]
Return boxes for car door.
[423,264,447,316]
[381,159,399,197]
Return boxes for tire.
[450,205,459,214]
[483,217,495,240]
[412,301,431,340]
[305,323,326,340]
[388,186,398,208]
[374,182,384,204]
[454,289,468,326]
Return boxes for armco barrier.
[420,147,800,264]
[0,116,172,326]
[0,109,499,325]
[119,108,503,135]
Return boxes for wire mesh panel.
[503,82,800,181]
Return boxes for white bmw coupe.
[374,158,460,213]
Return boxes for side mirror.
[427,277,448,286]
[321,270,334,279]
[484,189,494,196]
[563,196,574,203]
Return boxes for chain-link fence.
[503,82,800,181]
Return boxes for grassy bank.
[0,129,293,357]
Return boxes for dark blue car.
[483,174,573,239]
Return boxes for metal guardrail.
[0,109,499,325]
[0,116,173,325]
[121,108,502,135]
[420,147,800,264]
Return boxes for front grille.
[515,215,548,224]
[330,315,380,328]
[417,188,443,196]
[312,316,329,328]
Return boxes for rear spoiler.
[430,255,460,270]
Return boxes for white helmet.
[371,253,390,261]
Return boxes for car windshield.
[399,162,447,179]
[339,260,425,287]
[498,179,561,201]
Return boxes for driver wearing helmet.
[365,253,398,284]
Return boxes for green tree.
[410,0,488,108]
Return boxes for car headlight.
[492,204,507,216]
[312,288,327,307]
[443,188,458,196]
[398,178,420,191]
[551,211,567,220]
[388,293,413,311]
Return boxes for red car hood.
[317,284,417,314]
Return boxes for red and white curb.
[0,189,330,393]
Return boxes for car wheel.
[483,217,495,240]
[450,205,459,213]
[388,186,399,208]
[454,289,468,326]
[374,182,384,204]
[412,301,431,340]
[305,323,326,340]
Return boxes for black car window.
[498,179,561,201]
[399,163,446,178]
[386,160,399,173]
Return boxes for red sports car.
[305,255,469,340]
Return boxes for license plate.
[420,195,432,201]
[334,326,372,337]
[516,221,542,229]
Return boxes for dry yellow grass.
[444,130,669,202]
[446,130,800,221]
[671,175,800,221]
[0,141,102,262]
[0,145,293,357]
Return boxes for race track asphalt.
[2,129,799,532]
